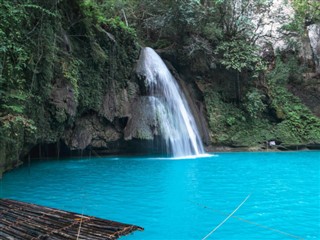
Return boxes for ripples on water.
[0,151,319,239]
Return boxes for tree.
[292,0,320,25]
[215,39,266,103]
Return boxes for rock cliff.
[1,0,320,176]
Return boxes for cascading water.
[136,47,205,157]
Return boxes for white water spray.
[136,47,205,157]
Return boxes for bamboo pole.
[0,199,143,239]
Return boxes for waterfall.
[136,47,205,157]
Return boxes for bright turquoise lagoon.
[0,151,319,239]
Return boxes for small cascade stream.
[136,47,205,157]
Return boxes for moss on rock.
[0,0,139,176]
[203,59,320,149]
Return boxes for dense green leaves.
[0,0,319,167]
[215,40,264,72]
[266,58,320,144]
[0,0,138,169]
[282,0,320,42]
[244,89,266,119]
[292,0,320,25]
[0,1,32,125]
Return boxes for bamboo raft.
[0,199,143,239]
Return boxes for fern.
[22,4,57,17]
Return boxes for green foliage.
[104,17,137,41]
[266,58,320,144]
[292,0,320,24]
[286,55,304,82]
[0,0,139,173]
[0,0,38,137]
[282,0,320,53]
[211,0,272,39]
[2,91,28,114]
[23,4,57,17]
[1,114,37,135]
[0,0,318,172]
[281,18,305,34]
[244,89,267,119]
[80,0,107,24]
[204,53,320,147]
[204,89,274,146]
[270,85,320,143]
[177,0,204,30]
[62,58,82,100]
[214,39,266,103]
[80,0,138,36]
[215,40,265,72]
[266,57,290,85]
[203,22,223,43]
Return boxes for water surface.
[0,151,319,239]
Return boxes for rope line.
[202,194,251,240]
[194,199,304,240]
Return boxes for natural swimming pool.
[0,151,319,239]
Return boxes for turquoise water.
[0,151,319,239]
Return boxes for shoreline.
[206,143,320,153]
[1,144,319,178]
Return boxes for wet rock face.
[46,47,208,156]
[50,78,78,120]
[308,24,320,74]
[61,49,209,155]
[60,77,142,153]
[237,0,317,73]
[63,114,122,150]
[251,0,294,50]
[124,97,162,141]
[102,87,128,122]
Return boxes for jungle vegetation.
[0,0,319,173]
